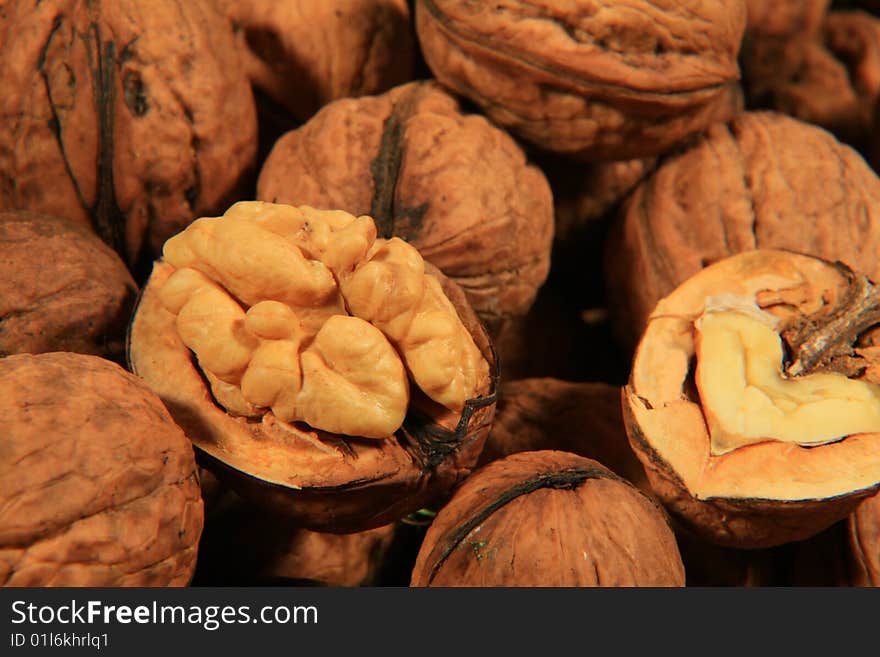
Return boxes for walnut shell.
[849,490,880,585]
[623,250,880,548]
[0,0,257,269]
[478,379,649,494]
[606,111,880,354]
[128,207,498,533]
[410,451,685,586]
[414,0,746,161]
[256,80,554,334]
[218,0,416,122]
[0,352,203,586]
[0,211,136,362]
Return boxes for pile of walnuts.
[4,0,880,589]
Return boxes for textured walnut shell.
[128,259,497,533]
[195,491,395,586]
[849,490,880,585]
[0,211,136,362]
[478,379,649,494]
[0,352,203,586]
[624,250,880,549]
[410,451,684,586]
[256,80,553,334]
[0,0,257,269]
[742,6,880,149]
[218,0,415,122]
[414,0,746,161]
[606,111,880,354]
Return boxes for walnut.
[0,352,203,586]
[0,211,136,362]
[0,0,257,270]
[606,111,880,354]
[216,0,415,122]
[850,491,880,585]
[410,451,685,586]
[128,201,497,532]
[623,250,880,548]
[742,3,880,150]
[257,81,554,335]
[414,0,746,161]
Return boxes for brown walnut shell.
[128,259,497,533]
[410,451,685,587]
[606,111,880,354]
[0,0,257,269]
[0,211,136,363]
[478,378,649,494]
[0,352,203,586]
[849,490,880,585]
[414,0,746,161]
[218,0,415,122]
[623,249,880,548]
[257,81,553,335]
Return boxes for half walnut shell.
[128,202,497,533]
[624,249,880,548]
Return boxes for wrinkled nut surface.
[0,353,203,586]
[0,211,136,362]
[0,0,257,267]
[410,451,684,587]
[157,201,488,438]
[606,111,880,354]
[849,491,880,586]
[217,0,415,121]
[129,201,497,532]
[415,0,746,161]
[624,250,880,548]
[257,81,554,333]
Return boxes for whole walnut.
[0,211,136,363]
[849,490,880,585]
[410,451,685,586]
[217,0,416,122]
[606,111,880,353]
[414,0,746,161]
[0,353,203,586]
[257,81,553,333]
[0,0,257,270]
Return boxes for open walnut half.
[128,201,496,532]
[623,250,880,548]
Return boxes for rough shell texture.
[478,379,649,494]
[410,451,685,587]
[0,352,203,586]
[742,7,880,149]
[0,211,136,362]
[129,257,497,533]
[195,491,395,586]
[415,0,746,161]
[606,111,880,353]
[0,0,257,269]
[218,0,415,121]
[257,80,554,334]
[850,491,880,585]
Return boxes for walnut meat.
[217,0,415,121]
[128,201,497,532]
[606,111,880,353]
[0,211,136,362]
[410,451,685,587]
[257,81,554,334]
[624,250,880,548]
[0,0,257,269]
[0,352,203,586]
[415,0,746,161]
